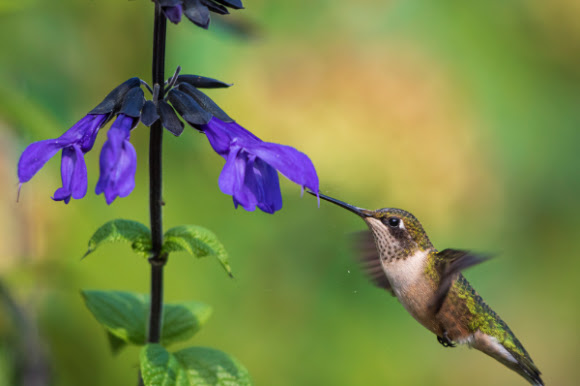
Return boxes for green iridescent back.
[451,275,531,360]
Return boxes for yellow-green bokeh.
[1,0,579,385]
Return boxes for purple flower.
[202,117,319,214]
[160,0,244,29]
[17,78,144,205]
[95,114,139,205]
[17,114,108,204]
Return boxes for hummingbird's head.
[364,208,434,261]
[312,192,434,261]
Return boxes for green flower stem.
[148,2,167,345]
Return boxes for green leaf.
[82,290,212,348]
[140,344,252,386]
[107,331,128,355]
[82,291,148,345]
[163,301,213,346]
[84,219,152,258]
[163,225,232,277]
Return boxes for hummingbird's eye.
[386,217,400,227]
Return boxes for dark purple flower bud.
[177,83,232,123]
[184,0,211,29]
[202,117,319,214]
[212,0,243,10]
[201,0,229,15]
[141,100,160,126]
[158,100,185,136]
[163,4,183,24]
[167,88,212,126]
[89,78,141,116]
[158,0,181,6]
[159,0,182,13]
[162,0,243,28]
[176,75,232,89]
[95,114,139,205]
[17,114,108,203]
[119,87,145,118]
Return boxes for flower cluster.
[159,0,244,29]
[18,78,143,204]
[18,73,318,213]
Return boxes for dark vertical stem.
[147,2,167,345]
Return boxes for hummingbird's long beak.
[307,191,372,217]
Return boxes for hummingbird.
[311,191,543,385]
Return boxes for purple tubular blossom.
[52,146,87,204]
[95,114,138,205]
[163,5,183,24]
[17,114,108,203]
[202,117,319,214]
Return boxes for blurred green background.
[1,0,579,385]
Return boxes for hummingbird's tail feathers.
[518,361,543,385]
[351,231,395,296]
[506,346,543,386]
[473,331,543,386]
[429,249,492,315]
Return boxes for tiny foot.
[437,331,456,348]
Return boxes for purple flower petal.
[17,114,106,203]
[55,114,108,152]
[204,118,260,156]
[18,140,65,183]
[96,141,137,205]
[245,141,319,192]
[79,114,108,152]
[112,141,137,200]
[95,114,138,205]
[217,145,242,195]
[218,145,256,211]
[95,141,113,197]
[52,145,88,203]
[252,158,282,213]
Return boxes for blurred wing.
[352,231,394,296]
[430,248,491,314]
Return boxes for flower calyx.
[88,77,144,121]
[142,73,234,136]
